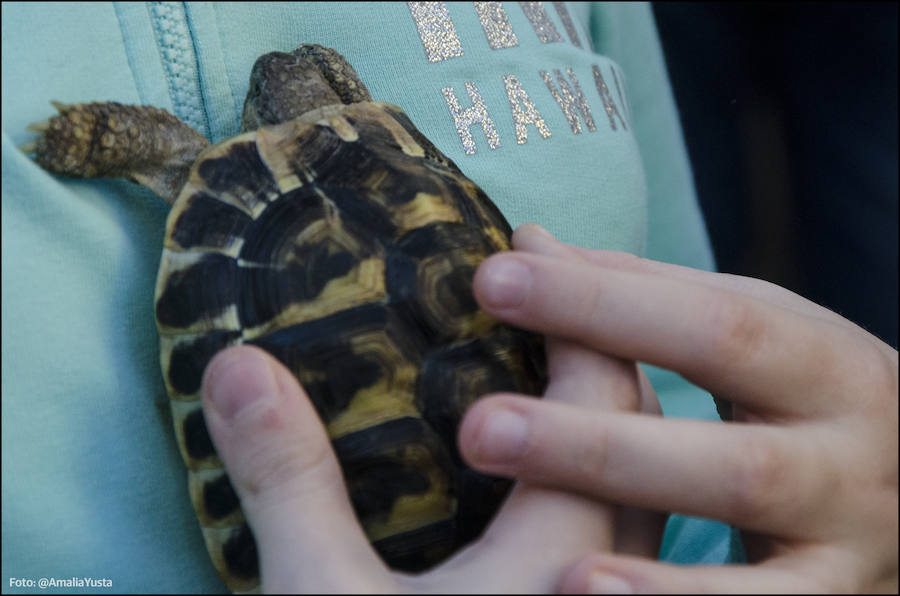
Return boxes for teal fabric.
[2,2,738,593]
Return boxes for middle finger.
[460,396,842,540]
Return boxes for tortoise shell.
[155,101,547,591]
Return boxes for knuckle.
[725,433,787,524]
[703,296,769,368]
[823,333,899,419]
[576,420,612,488]
[582,281,609,339]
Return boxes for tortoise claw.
[26,120,50,133]
[18,140,38,154]
[50,100,71,112]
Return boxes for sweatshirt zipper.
[148,1,210,138]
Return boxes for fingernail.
[589,572,633,594]
[479,258,531,308]
[204,348,280,420]
[477,409,530,464]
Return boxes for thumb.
[201,345,392,593]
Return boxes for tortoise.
[23,44,547,592]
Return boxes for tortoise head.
[241,44,373,132]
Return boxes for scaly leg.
[22,101,210,205]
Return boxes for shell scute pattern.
[155,101,547,590]
[249,302,423,429]
[168,193,252,254]
[196,141,279,207]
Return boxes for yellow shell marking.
[391,192,463,233]
[256,123,309,192]
[363,443,454,542]
[369,104,426,158]
[240,257,387,340]
[326,369,419,440]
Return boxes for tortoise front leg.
[22,101,210,205]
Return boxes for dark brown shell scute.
[167,330,242,395]
[156,254,238,329]
[454,467,513,541]
[238,248,356,327]
[371,518,458,572]
[203,475,241,521]
[334,415,459,572]
[196,141,278,207]
[237,188,330,259]
[417,336,526,450]
[170,193,252,251]
[451,182,514,241]
[336,418,440,519]
[182,409,216,460]
[222,524,259,580]
[319,183,401,242]
[418,328,546,487]
[297,120,446,207]
[385,223,495,344]
[394,221,494,260]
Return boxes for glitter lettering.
[503,74,552,144]
[519,2,562,44]
[540,67,596,134]
[552,2,582,48]
[442,82,501,154]
[609,65,630,123]
[592,64,628,131]
[408,1,464,63]
[474,2,519,50]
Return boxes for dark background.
[653,2,898,349]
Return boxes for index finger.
[472,251,873,417]
[512,224,891,358]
